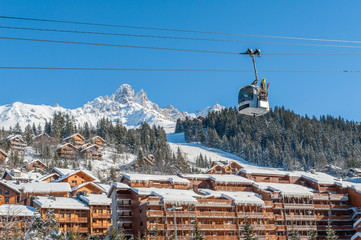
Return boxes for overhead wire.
[2,25,361,49]
[0,67,360,73]
[1,15,361,44]
[2,36,361,55]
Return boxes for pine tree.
[308,228,318,240]
[242,218,257,240]
[326,221,338,240]
[192,219,204,240]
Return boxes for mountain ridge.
[0,84,222,133]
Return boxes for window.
[140,222,143,227]
[66,213,71,217]
[4,190,9,195]
[98,209,103,213]
[5,197,9,203]
[238,86,254,103]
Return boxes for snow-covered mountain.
[0,84,222,133]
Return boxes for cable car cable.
[3,36,361,56]
[2,25,361,49]
[1,15,361,44]
[0,67,361,72]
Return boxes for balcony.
[148,223,165,230]
[93,213,111,219]
[316,215,351,221]
[314,204,330,209]
[58,217,88,223]
[237,212,264,218]
[196,199,233,206]
[251,224,265,231]
[286,225,317,231]
[76,227,89,233]
[273,203,283,209]
[198,224,237,230]
[117,193,131,199]
[285,215,316,220]
[92,223,111,229]
[197,211,235,218]
[330,204,349,210]
[147,210,164,217]
[167,224,194,231]
[283,203,314,209]
[166,211,196,218]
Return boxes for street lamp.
[167,206,182,240]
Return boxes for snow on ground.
[167,132,249,165]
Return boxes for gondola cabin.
[238,85,269,116]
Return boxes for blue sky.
[1,1,361,120]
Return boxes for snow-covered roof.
[112,182,130,189]
[54,168,100,183]
[6,135,24,142]
[0,204,35,216]
[90,136,105,142]
[177,174,212,179]
[79,194,111,205]
[351,232,361,240]
[3,169,43,181]
[150,188,201,206]
[123,174,190,185]
[98,184,111,193]
[71,182,105,192]
[37,172,60,182]
[33,133,51,140]
[0,181,21,194]
[55,143,77,151]
[64,133,85,141]
[209,175,254,184]
[21,159,46,168]
[254,182,314,197]
[21,182,71,193]
[237,166,300,177]
[199,189,264,206]
[80,144,99,153]
[301,172,338,185]
[33,196,90,210]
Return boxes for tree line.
[175,106,361,172]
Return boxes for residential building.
[64,133,85,147]
[56,143,78,160]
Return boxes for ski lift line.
[2,15,361,44]
[0,36,239,55]
[3,36,361,56]
[3,25,361,49]
[0,67,361,73]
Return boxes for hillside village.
[0,128,361,239]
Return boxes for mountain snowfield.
[0,84,223,133]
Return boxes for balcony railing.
[197,211,236,218]
[147,210,164,217]
[198,224,237,230]
[93,213,111,218]
[285,215,316,220]
[166,211,196,218]
[283,203,314,209]
[286,225,317,231]
[196,199,233,206]
[58,217,88,223]
[237,212,264,218]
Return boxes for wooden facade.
[0,149,7,163]
[64,133,85,146]
[206,161,243,175]
[22,159,47,172]
[56,143,78,160]
[0,181,21,205]
[7,135,26,154]
[89,136,105,147]
[80,144,102,160]
[56,170,100,187]
[71,182,106,196]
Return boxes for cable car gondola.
[238,49,270,117]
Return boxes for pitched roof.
[80,144,99,153]
[64,133,85,141]
[79,194,111,206]
[2,169,43,181]
[209,174,254,184]
[54,169,100,183]
[71,182,106,192]
[56,143,77,151]
[37,172,60,182]
[0,181,21,194]
[90,136,105,142]
[107,182,131,198]
[33,196,90,210]
[33,133,51,140]
[0,204,35,217]
[21,182,71,194]
[6,135,25,142]
[21,159,46,168]
[122,173,190,185]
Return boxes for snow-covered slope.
[0,84,221,133]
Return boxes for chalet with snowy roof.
[6,135,26,154]
[348,168,361,178]
[78,194,112,236]
[120,173,190,189]
[37,172,60,182]
[131,154,155,167]
[0,204,35,234]
[88,136,105,147]
[32,133,54,145]
[0,149,7,163]
[237,166,300,184]
[0,181,21,205]
[64,133,85,146]
[205,160,243,175]
[80,144,102,160]
[80,143,92,150]
[71,182,106,196]
[19,182,71,201]
[1,169,42,183]
[21,159,47,172]
[56,143,78,160]
[52,168,100,187]
[33,196,91,234]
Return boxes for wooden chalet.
[132,154,155,168]
[120,173,190,189]
[71,182,106,196]
[205,160,243,175]
[0,149,7,163]
[6,135,27,154]
[32,133,54,144]
[0,204,35,236]
[0,181,21,205]
[21,159,47,172]
[89,136,105,147]
[80,144,102,160]
[56,143,78,160]
[37,172,60,182]
[64,133,85,146]
[52,168,101,187]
